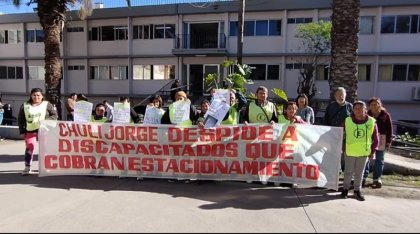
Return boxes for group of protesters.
[17,85,393,201]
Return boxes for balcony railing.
[174,33,226,49]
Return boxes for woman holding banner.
[18,88,58,175]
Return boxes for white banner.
[38,120,343,190]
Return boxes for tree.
[294,20,332,105]
[4,0,131,119]
[329,0,360,103]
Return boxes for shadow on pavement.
[0,170,341,210]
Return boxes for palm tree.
[3,0,131,119]
[329,0,360,103]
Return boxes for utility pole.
[237,0,245,65]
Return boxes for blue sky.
[0,0,226,14]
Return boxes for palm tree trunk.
[330,0,360,103]
[37,0,68,120]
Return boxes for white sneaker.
[136,177,143,181]
[22,166,31,175]
[246,180,253,184]
[292,183,298,189]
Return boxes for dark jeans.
[363,150,385,180]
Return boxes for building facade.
[0,0,419,125]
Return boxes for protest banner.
[38,120,342,190]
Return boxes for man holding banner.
[243,86,278,124]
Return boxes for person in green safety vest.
[341,101,379,201]
[278,101,307,124]
[18,88,58,175]
[242,86,278,124]
[91,103,108,123]
[161,91,198,126]
[220,89,247,126]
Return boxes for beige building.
[0,0,419,126]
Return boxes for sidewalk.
[1,140,420,232]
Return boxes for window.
[153,24,175,39]
[248,64,266,80]
[28,66,45,80]
[68,65,85,71]
[153,65,175,80]
[411,15,419,33]
[244,21,255,36]
[316,65,329,81]
[381,15,420,34]
[0,66,6,79]
[379,64,420,81]
[89,26,128,41]
[256,20,268,36]
[408,65,420,81]
[133,65,175,80]
[111,66,128,80]
[379,65,392,81]
[27,29,44,43]
[115,26,128,40]
[287,18,312,24]
[230,20,281,37]
[229,21,238,36]
[101,26,114,41]
[1,66,23,79]
[360,16,374,34]
[133,65,152,80]
[67,27,84,32]
[267,65,280,80]
[381,16,395,33]
[269,20,281,36]
[0,30,22,44]
[396,15,410,33]
[358,64,371,81]
[89,66,127,80]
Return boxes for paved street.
[1,140,420,232]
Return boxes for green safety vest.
[23,101,48,131]
[278,114,302,124]
[345,116,376,156]
[221,106,238,125]
[169,103,192,126]
[248,101,274,123]
[91,116,108,123]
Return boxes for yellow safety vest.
[23,101,48,131]
[345,116,376,156]
[221,106,238,125]
[91,116,108,123]
[278,114,302,124]
[248,101,274,123]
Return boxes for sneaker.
[354,190,365,201]
[22,166,31,175]
[341,189,348,199]
[246,180,253,184]
[373,180,382,188]
[136,177,143,181]
[167,179,175,183]
[261,181,268,185]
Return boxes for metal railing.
[174,33,226,49]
